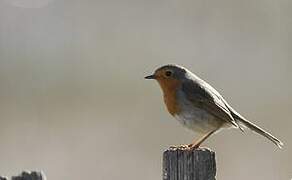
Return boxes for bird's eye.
[165,70,172,77]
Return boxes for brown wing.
[181,79,240,128]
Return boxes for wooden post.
[163,147,216,180]
[0,171,45,180]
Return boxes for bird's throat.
[157,79,181,116]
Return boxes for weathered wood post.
[163,147,216,180]
[0,171,45,180]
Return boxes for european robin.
[145,64,283,149]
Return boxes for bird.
[145,64,283,149]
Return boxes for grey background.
[0,0,291,180]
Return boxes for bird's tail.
[238,118,283,149]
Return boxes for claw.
[188,143,200,149]
[170,144,191,150]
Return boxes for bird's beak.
[144,74,156,79]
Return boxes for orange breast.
[157,79,181,116]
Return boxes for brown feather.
[157,78,181,116]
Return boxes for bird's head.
[145,64,187,91]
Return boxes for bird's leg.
[188,130,216,149]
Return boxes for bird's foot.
[188,143,200,149]
[170,144,198,150]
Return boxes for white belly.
[175,92,223,134]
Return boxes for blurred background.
[0,0,291,180]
